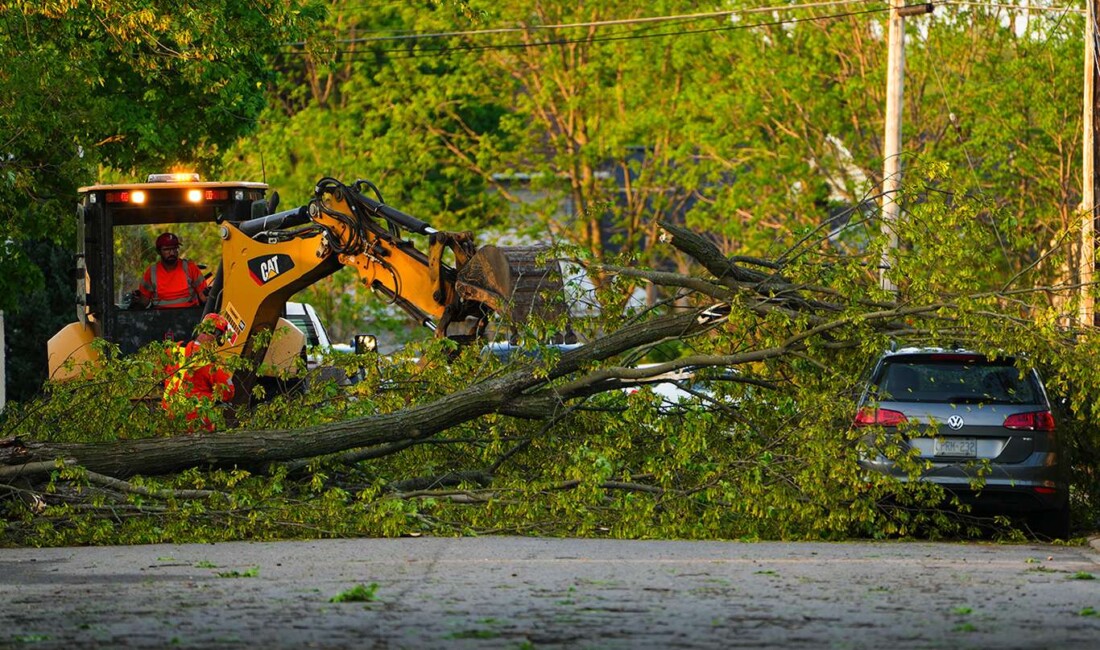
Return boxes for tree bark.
[1,310,715,478]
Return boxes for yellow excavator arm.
[212,177,566,368]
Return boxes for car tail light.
[854,407,908,427]
[1003,410,1055,431]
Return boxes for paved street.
[3,536,1100,649]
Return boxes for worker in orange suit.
[162,313,236,432]
[132,232,209,309]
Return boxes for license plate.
[934,437,977,457]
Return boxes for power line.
[294,0,885,47]
[277,1,1087,59]
[280,5,896,58]
[297,0,1084,50]
[939,1,1084,14]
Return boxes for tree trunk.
[1,310,711,479]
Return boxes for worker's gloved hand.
[124,289,145,310]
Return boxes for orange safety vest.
[140,259,205,308]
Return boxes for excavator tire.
[456,245,567,328]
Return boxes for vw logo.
[947,415,965,430]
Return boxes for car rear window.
[874,356,1040,404]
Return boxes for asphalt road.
[3,536,1100,649]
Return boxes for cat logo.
[247,254,294,286]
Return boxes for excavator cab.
[47,174,269,379]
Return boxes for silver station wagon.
[855,347,1069,539]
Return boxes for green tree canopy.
[0,0,324,247]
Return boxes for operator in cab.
[131,232,209,309]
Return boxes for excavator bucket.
[456,245,569,333]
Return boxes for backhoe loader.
[48,174,567,385]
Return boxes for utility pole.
[880,0,905,295]
[1081,0,1099,327]
[880,2,933,295]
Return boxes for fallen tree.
[3,214,1099,545]
[0,223,938,478]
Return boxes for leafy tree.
[466,0,731,278]
[909,8,1083,291]
[0,0,325,390]
[2,239,74,402]
[457,3,1084,295]
[708,5,1084,289]
[0,0,324,241]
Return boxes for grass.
[216,566,259,578]
[330,583,380,603]
[1026,565,1058,573]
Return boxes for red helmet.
[155,232,181,250]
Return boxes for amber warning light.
[147,172,201,183]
